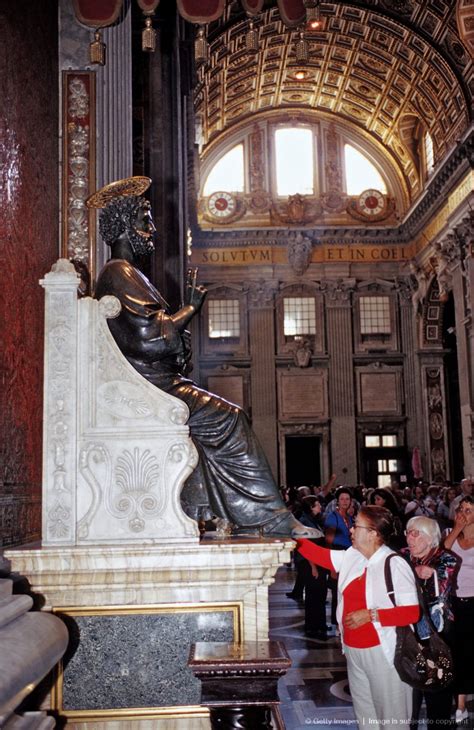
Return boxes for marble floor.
[269,566,473,730]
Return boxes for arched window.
[203,144,244,195]
[344,144,387,195]
[274,127,314,196]
[198,115,402,227]
[424,132,434,177]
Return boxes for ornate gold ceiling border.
[412,169,474,255]
[61,71,96,294]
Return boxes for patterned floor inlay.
[270,567,357,729]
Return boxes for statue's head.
[86,176,155,257]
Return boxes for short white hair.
[406,516,441,548]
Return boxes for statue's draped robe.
[95,260,293,533]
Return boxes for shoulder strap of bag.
[384,553,405,606]
[384,553,438,634]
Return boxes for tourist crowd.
[282,476,473,728]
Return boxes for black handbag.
[384,554,454,692]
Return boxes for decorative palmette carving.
[48,503,71,539]
[105,447,164,532]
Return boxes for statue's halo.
[86,176,152,209]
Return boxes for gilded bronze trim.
[61,71,96,290]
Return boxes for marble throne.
[5,260,291,729]
[40,259,199,547]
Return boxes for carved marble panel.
[423,365,449,482]
[277,369,328,419]
[356,366,402,415]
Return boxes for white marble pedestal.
[5,538,292,728]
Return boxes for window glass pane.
[378,460,387,471]
[382,435,397,447]
[344,144,386,195]
[378,474,392,487]
[283,297,316,335]
[360,296,391,335]
[388,460,398,472]
[203,145,244,195]
[365,436,380,447]
[208,300,240,338]
[424,133,434,175]
[275,128,314,196]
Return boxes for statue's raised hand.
[185,267,207,312]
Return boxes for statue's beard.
[127,229,155,257]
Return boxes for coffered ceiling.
[194,0,473,202]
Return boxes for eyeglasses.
[404,529,421,538]
[352,524,374,531]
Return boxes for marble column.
[247,281,279,479]
[324,281,358,482]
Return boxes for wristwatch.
[369,608,379,623]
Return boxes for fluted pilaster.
[248,282,279,477]
[398,281,424,454]
[325,282,357,482]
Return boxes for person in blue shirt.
[324,487,354,625]
[325,487,354,548]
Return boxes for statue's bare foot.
[290,524,324,539]
[261,511,323,539]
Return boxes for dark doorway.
[285,436,321,487]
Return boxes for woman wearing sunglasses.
[297,505,420,729]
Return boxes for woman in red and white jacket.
[297,505,420,728]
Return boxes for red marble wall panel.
[0,0,59,546]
